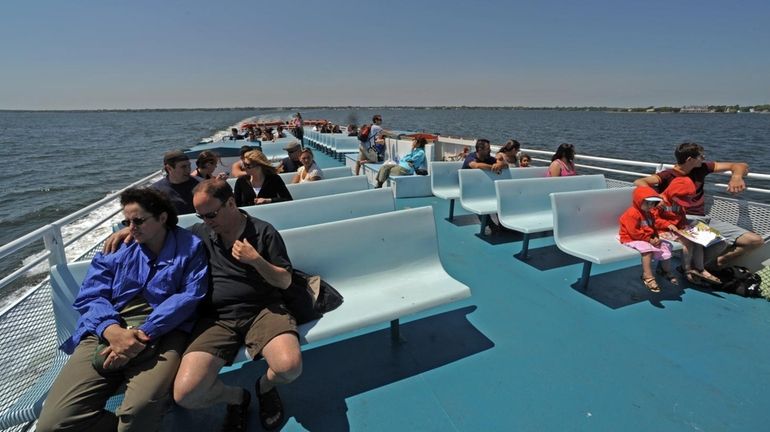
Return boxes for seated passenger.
[462,138,507,173]
[192,151,227,181]
[261,128,275,141]
[246,130,260,143]
[233,149,293,206]
[37,188,208,432]
[229,128,244,140]
[547,143,577,177]
[496,139,521,167]
[347,124,358,136]
[331,124,342,133]
[230,145,254,178]
[618,186,674,293]
[292,148,324,183]
[277,141,301,173]
[519,153,532,167]
[152,150,200,215]
[375,137,427,188]
[275,125,286,139]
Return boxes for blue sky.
[1,0,768,109]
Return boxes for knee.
[739,232,764,249]
[271,352,303,382]
[173,376,202,409]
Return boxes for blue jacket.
[398,148,426,174]
[61,227,208,354]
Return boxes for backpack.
[357,124,371,143]
[714,266,762,298]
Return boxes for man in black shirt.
[277,141,301,173]
[174,179,301,431]
[151,150,199,215]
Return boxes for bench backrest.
[285,175,368,200]
[458,168,514,204]
[50,261,92,346]
[496,174,607,217]
[279,206,443,284]
[278,166,352,183]
[176,187,394,230]
[551,187,634,242]
[430,161,463,198]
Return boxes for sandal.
[685,270,710,287]
[256,375,285,431]
[640,276,661,293]
[656,265,679,285]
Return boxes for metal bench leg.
[579,261,592,291]
[516,233,530,259]
[448,199,455,221]
[390,319,403,344]
[479,214,489,236]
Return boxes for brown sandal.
[685,270,710,287]
[696,269,722,285]
[641,276,661,293]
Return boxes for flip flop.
[686,270,710,287]
[697,269,722,285]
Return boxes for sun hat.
[283,141,301,152]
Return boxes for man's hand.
[726,175,746,194]
[100,329,149,369]
[102,227,133,254]
[491,161,507,174]
[102,324,147,358]
[232,238,261,266]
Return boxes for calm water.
[1,108,769,291]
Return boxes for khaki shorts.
[184,303,297,365]
[359,145,378,163]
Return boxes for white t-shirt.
[297,163,324,183]
[367,124,383,149]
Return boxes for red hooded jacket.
[652,177,697,231]
[618,186,660,243]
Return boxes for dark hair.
[475,139,491,152]
[372,115,382,122]
[414,137,428,148]
[300,148,314,158]
[519,153,532,162]
[120,187,178,228]
[193,179,234,204]
[196,151,219,168]
[500,139,521,153]
[675,142,705,164]
[551,143,575,162]
[239,145,253,158]
[231,128,238,133]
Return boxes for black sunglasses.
[195,201,225,220]
[121,216,152,227]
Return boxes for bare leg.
[173,352,244,409]
[641,252,654,280]
[258,332,302,394]
[715,232,764,268]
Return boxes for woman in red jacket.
[618,186,674,292]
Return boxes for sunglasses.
[195,201,225,220]
[121,216,152,227]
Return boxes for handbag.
[91,296,158,373]
[282,270,344,324]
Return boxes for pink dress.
[547,159,576,177]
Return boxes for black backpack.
[714,266,762,298]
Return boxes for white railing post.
[42,225,67,269]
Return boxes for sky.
[1,0,769,110]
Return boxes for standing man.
[152,150,200,215]
[277,141,302,173]
[462,139,507,173]
[355,114,397,175]
[634,142,763,268]
[173,179,302,431]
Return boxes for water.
[1,108,769,300]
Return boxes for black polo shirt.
[191,212,292,320]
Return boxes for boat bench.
[496,175,607,258]
[550,187,683,290]
[225,175,369,202]
[177,187,396,231]
[9,207,470,427]
[430,161,464,220]
[459,167,547,235]
[277,165,353,184]
[344,142,436,198]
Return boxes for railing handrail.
[0,169,162,292]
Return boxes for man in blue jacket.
[37,188,208,432]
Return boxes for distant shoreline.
[1,105,768,113]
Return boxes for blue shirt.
[61,227,208,354]
[398,148,426,175]
[462,152,496,169]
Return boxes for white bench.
[177,188,395,230]
[277,165,352,184]
[430,161,464,221]
[551,187,683,290]
[285,175,368,200]
[496,175,607,258]
[345,140,435,198]
[42,207,470,416]
[459,167,547,235]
